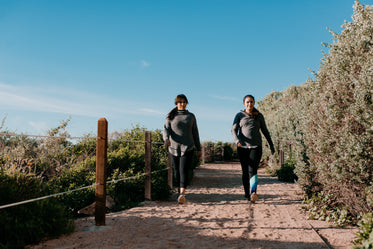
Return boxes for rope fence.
[0,167,169,210]
[0,183,99,210]
[1,118,230,225]
[0,132,164,145]
[0,132,88,140]
[0,118,173,226]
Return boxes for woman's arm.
[163,119,171,146]
[192,114,201,152]
[259,114,275,154]
[231,113,241,145]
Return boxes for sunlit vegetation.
[258,1,372,247]
[0,0,372,248]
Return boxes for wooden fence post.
[167,152,173,189]
[277,140,280,167]
[221,144,224,161]
[144,131,151,201]
[279,150,285,167]
[95,118,108,226]
[202,145,205,165]
[211,143,214,162]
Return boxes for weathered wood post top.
[95,117,108,226]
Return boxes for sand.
[29,162,358,249]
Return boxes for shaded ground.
[30,163,358,249]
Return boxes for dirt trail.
[30,163,358,249]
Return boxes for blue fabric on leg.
[250,174,258,194]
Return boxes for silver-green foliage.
[258,0,373,217]
[306,0,373,216]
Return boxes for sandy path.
[30,163,357,249]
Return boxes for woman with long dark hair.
[163,94,201,204]
[232,94,275,203]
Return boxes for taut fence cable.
[0,168,168,210]
[0,122,171,221]
[0,183,99,210]
[0,132,88,140]
[0,132,165,145]
[1,120,218,224]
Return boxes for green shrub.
[151,170,171,201]
[109,174,145,210]
[201,141,236,162]
[0,172,74,249]
[354,212,373,248]
[223,143,234,161]
[276,158,298,183]
[48,158,96,216]
[0,123,176,247]
[303,191,352,227]
[258,1,373,222]
[304,0,373,217]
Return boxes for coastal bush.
[354,212,373,248]
[223,142,234,161]
[201,141,236,162]
[258,0,373,230]
[276,158,298,183]
[0,171,74,249]
[304,0,373,218]
[303,191,352,227]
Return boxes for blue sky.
[0,0,370,142]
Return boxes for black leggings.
[171,150,194,189]
[238,147,262,196]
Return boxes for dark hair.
[167,94,189,120]
[243,94,255,103]
[242,94,259,119]
[174,94,188,105]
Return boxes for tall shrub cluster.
[306,1,373,217]
[258,0,372,223]
[202,141,235,162]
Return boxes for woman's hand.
[198,151,202,158]
[165,139,171,147]
[270,145,275,155]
